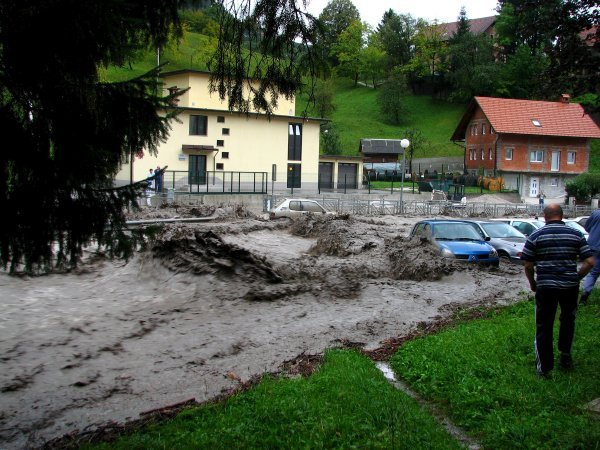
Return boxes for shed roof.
[359,139,406,155]
[451,96,600,141]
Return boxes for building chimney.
[560,93,571,104]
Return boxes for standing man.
[581,208,600,304]
[521,204,594,377]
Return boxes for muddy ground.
[0,205,529,449]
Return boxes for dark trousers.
[535,287,578,374]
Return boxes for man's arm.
[524,260,536,292]
[578,255,595,280]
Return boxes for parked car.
[572,216,589,228]
[492,217,589,239]
[409,219,499,266]
[563,219,589,238]
[269,198,335,219]
[369,199,396,213]
[490,218,544,236]
[463,220,526,263]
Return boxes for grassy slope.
[297,78,467,158]
[99,32,214,82]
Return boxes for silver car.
[269,198,335,219]
[464,220,526,263]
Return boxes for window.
[288,123,302,161]
[216,163,224,170]
[490,127,495,134]
[550,177,558,187]
[532,119,542,127]
[481,148,485,160]
[216,139,224,147]
[222,128,230,135]
[217,116,225,123]
[551,151,560,171]
[489,148,493,160]
[189,115,208,135]
[482,124,486,134]
[530,150,543,162]
[222,152,229,159]
[471,124,478,136]
[505,148,513,160]
[567,151,576,164]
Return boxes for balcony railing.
[161,171,268,194]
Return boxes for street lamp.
[400,139,410,213]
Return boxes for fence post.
[344,174,347,194]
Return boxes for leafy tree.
[398,129,428,175]
[332,19,365,86]
[320,124,343,155]
[359,41,387,88]
[495,45,549,99]
[313,78,337,118]
[446,8,497,102]
[495,0,600,98]
[376,10,419,69]
[565,173,600,202]
[316,0,361,65]
[377,70,410,125]
[405,20,448,97]
[0,0,186,273]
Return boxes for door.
[189,155,207,185]
[337,163,358,189]
[318,162,334,190]
[529,177,539,198]
[287,163,301,188]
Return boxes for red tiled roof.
[437,16,497,39]
[475,96,600,138]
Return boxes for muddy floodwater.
[0,208,529,449]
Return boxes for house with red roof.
[437,15,497,41]
[451,95,600,200]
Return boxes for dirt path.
[0,210,529,449]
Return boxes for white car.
[369,200,396,213]
[563,219,589,238]
[492,217,589,238]
[269,198,335,219]
[490,218,544,236]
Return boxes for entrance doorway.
[529,177,539,197]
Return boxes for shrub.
[565,173,600,202]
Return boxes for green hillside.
[99,31,214,82]
[298,78,467,158]
[101,31,467,160]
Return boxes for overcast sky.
[304,0,499,27]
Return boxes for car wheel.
[499,252,511,263]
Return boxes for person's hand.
[529,280,537,292]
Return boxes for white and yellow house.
[115,69,324,191]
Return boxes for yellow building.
[116,69,324,192]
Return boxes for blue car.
[409,219,500,267]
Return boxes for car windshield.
[480,222,525,238]
[431,223,482,241]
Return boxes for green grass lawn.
[391,297,600,449]
[85,350,461,450]
[82,293,600,449]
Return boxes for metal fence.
[266,195,592,219]
[162,170,268,194]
